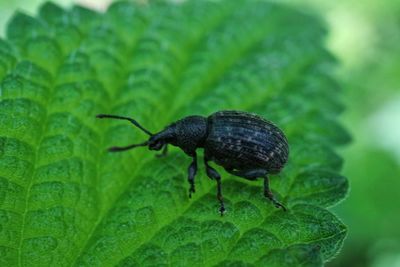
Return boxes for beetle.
[96,110,289,215]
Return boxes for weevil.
[96,110,289,215]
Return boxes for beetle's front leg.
[187,152,197,198]
[156,145,168,157]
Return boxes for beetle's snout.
[148,139,164,151]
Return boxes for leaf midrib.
[16,63,60,267]
[70,19,152,267]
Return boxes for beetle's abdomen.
[205,110,289,173]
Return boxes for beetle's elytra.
[97,110,289,215]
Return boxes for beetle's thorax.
[167,115,208,154]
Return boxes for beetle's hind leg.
[204,157,225,216]
[263,175,287,211]
[225,168,286,211]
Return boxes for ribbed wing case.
[205,110,289,173]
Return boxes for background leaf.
[0,1,348,266]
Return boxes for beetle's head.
[148,135,164,151]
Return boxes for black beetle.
[96,110,289,215]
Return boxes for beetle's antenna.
[108,141,149,152]
[96,114,153,136]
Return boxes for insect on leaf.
[0,1,349,266]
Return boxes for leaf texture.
[0,1,349,266]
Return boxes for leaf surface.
[0,1,348,266]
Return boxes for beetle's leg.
[226,168,286,211]
[204,158,225,216]
[156,145,168,157]
[188,152,197,198]
[263,175,287,211]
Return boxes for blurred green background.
[1,0,399,266]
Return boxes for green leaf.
[0,1,349,266]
